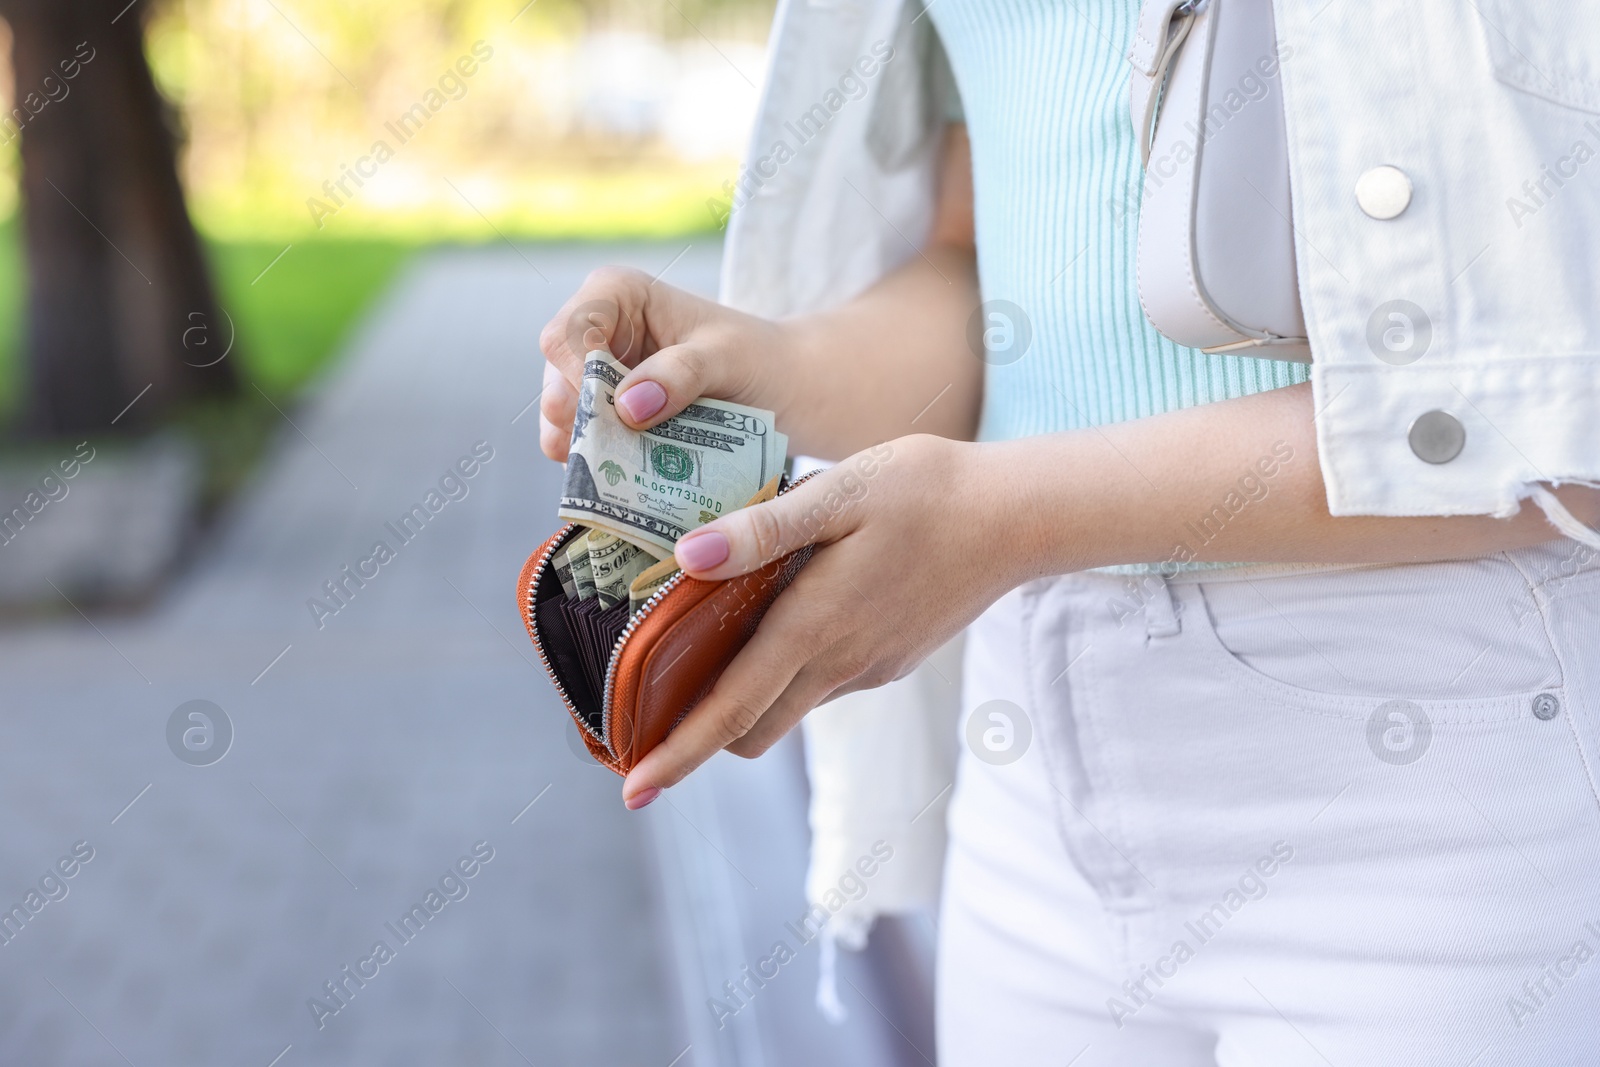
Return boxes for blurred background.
[0,2,936,1064]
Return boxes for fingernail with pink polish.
[625,787,661,810]
[676,531,730,573]
[616,381,667,424]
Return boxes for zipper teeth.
[596,470,822,752]
[598,566,691,746]
[526,522,607,744]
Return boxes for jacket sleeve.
[1274,0,1600,543]
[719,0,945,319]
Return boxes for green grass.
[207,237,421,395]
[0,221,420,422]
[0,218,20,419]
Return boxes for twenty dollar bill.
[559,351,787,558]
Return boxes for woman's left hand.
[621,434,1020,808]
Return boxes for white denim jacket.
[722,0,1600,530]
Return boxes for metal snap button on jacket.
[1533,693,1561,721]
[1356,165,1413,220]
[1408,410,1466,464]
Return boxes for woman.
[538,2,1600,1062]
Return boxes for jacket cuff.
[1313,356,1600,518]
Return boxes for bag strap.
[1128,0,1201,167]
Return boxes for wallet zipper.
[531,472,820,759]
[526,521,605,743]
[597,565,691,753]
[528,520,690,754]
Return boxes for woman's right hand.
[536,267,795,463]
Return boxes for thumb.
[673,465,867,581]
[613,341,734,430]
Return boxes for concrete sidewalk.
[0,240,934,1067]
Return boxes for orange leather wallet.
[518,476,812,776]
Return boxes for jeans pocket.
[1182,555,1565,723]
[1537,569,1600,806]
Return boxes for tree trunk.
[1,0,235,437]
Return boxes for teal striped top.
[930,2,1309,446]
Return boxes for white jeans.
[938,541,1600,1067]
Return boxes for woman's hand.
[538,127,983,463]
[621,433,1018,808]
[536,267,794,462]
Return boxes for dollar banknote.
[559,351,788,559]
[552,544,580,599]
[566,534,597,600]
[621,475,784,614]
[586,527,660,609]
[627,556,682,614]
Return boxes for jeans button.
[1532,693,1561,721]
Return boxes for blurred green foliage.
[140,0,771,240]
[0,0,774,453]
